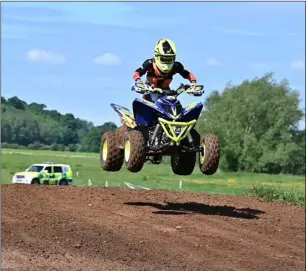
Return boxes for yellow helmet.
[153,38,177,74]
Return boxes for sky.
[2,2,305,128]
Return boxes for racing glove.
[187,81,204,96]
[151,87,163,94]
[134,79,146,94]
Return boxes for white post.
[88,179,92,187]
[76,170,79,177]
[179,180,182,190]
[105,180,108,188]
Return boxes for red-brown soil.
[1,184,305,271]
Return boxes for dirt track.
[1,184,305,271]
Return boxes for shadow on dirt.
[124,202,265,219]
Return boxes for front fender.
[181,102,203,122]
[132,98,164,126]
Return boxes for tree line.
[1,96,117,153]
[1,73,305,175]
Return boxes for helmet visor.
[157,55,175,64]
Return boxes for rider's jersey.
[133,58,197,89]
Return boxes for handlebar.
[132,82,204,97]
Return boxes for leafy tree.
[28,102,47,114]
[197,73,304,174]
[7,96,27,110]
[81,122,117,152]
[45,110,61,121]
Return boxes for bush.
[1,143,27,149]
[50,143,65,151]
[68,144,77,152]
[27,141,43,150]
[40,145,51,150]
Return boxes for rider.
[133,38,198,101]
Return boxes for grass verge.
[2,148,305,202]
[247,185,305,207]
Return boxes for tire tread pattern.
[125,130,146,173]
[100,132,124,171]
[170,129,199,176]
[200,134,220,175]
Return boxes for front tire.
[199,134,220,175]
[100,132,124,171]
[31,178,40,185]
[124,130,146,173]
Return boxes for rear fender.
[182,102,203,122]
[132,98,164,126]
[110,103,136,128]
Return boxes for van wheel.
[31,179,40,185]
[59,179,68,185]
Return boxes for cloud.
[93,53,121,66]
[26,49,66,65]
[3,2,178,32]
[213,27,261,36]
[2,2,140,29]
[206,58,223,67]
[290,60,305,71]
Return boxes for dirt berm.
[1,184,305,271]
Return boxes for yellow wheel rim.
[124,140,131,162]
[102,140,108,161]
[200,144,206,165]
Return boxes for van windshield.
[27,165,44,172]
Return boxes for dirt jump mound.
[1,184,305,271]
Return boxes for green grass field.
[1,148,305,200]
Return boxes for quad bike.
[100,82,220,176]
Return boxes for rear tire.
[100,132,124,171]
[171,152,196,175]
[124,130,146,173]
[170,129,200,176]
[199,134,220,175]
[59,179,68,185]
